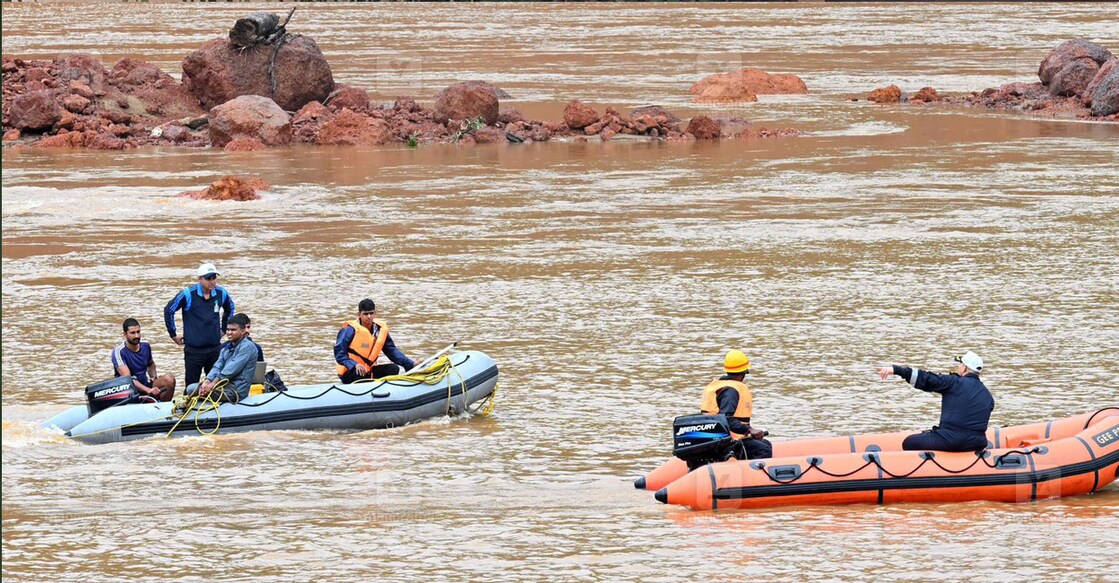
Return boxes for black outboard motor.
[85,376,140,416]
[672,413,738,471]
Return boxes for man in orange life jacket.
[334,299,416,384]
[701,350,772,459]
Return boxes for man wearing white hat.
[164,262,236,386]
[877,351,995,452]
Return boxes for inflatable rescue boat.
[43,350,498,444]
[649,407,1119,510]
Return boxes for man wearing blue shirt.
[111,318,176,401]
[186,313,258,403]
[334,299,415,384]
[164,262,235,386]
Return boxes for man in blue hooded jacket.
[164,262,235,386]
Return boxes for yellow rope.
[167,379,229,437]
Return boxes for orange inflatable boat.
[652,408,1119,510]
[636,408,1118,492]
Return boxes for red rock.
[110,58,168,86]
[498,108,525,125]
[33,132,86,148]
[630,105,680,125]
[472,126,506,144]
[68,80,95,99]
[314,108,391,146]
[3,129,21,141]
[868,84,902,103]
[58,54,107,92]
[393,97,420,113]
[292,100,330,124]
[2,60,17,74]
[999,82,1043,97]
[162,124,189,142]
[686,115,721,139]
[1049,58,1101,97]
[691,68,806,103]
[563,99,598,129]
[182,36,335,111]
[62,94,91,113]
[8,90,62,131]
[223,137,269,151]
[460,80,511,99]
[600,127,616,141]
[1039,39,1113,85]
[87,133,126,150]
[55,109,77,130]
[1089,63,1119,116]
[25,67,49,83]
[911,87,939,102]
[325,85,370,112]
[179,176,266,201]
[25,81,46,93]
[433,81,500,125]
[208,95,292,147]
[1084,58,1117,106]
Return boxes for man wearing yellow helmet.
[700,350,772,459]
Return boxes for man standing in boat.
[877,351,994,452]
[186,313,258,403]
[164,262,236,387]
[701,350,772,459]
[334,299,415,384]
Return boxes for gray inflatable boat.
[43,350,498,444]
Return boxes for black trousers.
[338,363,401,384]
[902,429,988,452]
[739,437,773,460]
[184,346,220,387]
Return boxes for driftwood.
[227,7,298,96]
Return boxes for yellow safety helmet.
[724,350,751,374]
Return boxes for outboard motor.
[85,376,139,416]
[672,413,738,471]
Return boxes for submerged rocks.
[433,81,500,125]
[208,95,291,147]
[911,87,940,103]
[179,176,268,201]
[690,68,807,103]
[182,35,335,111]
[685,115,721,139]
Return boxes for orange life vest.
[335,318,389,376]
[701,378,753,438]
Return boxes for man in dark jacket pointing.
[878,351,994,452]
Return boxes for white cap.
[955,351,983,371]
[197,262,220,278]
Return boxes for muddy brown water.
[3,3,1118,581]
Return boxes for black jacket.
[892,365,994,434]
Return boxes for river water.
[3,3,1118,581]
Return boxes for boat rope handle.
[1083,406,1119,429]
[759,446,1043,485]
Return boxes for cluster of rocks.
[864,39,1118,120]
[178,176,268,201]
[689,67,808,103]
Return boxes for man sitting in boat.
[877,351,995,452]
[111,317,176,402]
[334,299,416,384]
[185,313,259,403]
[701,350,772,459]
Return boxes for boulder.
[472,126,506,144]
[62,94,91,113]
[68,80,95,99]
[433,81,499,125]
[563,99,598,129]
[868,84,902,103]
[1089,63,1119,117]
[179,176,267,201]
[459,80,511,99]
[8,90,62,131]
[182,36,335,111]
[223,137,269,152]
[58,54,106,92]
[1083,58,1117,106]
[314,108,391,145]
[1039,39,1113,85]
[690,68,806,103]
[109,58,170,87]
[208,95,291,147]
[325,85,370,112]
[686,115,720,139]
[911,87,939,102]
[1049,58,1100,97]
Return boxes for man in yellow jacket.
[701,350,772,459]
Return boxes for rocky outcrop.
[1083,58,1116,107]
[1038,39,1113,85]
[1088,63,1119,117]
[690,68,807,103]
[324,84,370,112]
[208,95,291,147]
[1049,58,1100,97]
[433,81,500,125]
[563,99,598,129]
[181,36,335,111]
[314,108,391,145]
[8,90,62,130]
[178,176,267,201]
[868,84,902,103]
[911,87,939,103]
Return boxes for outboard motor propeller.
[672,413,738,471]
[85,376,140,416]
